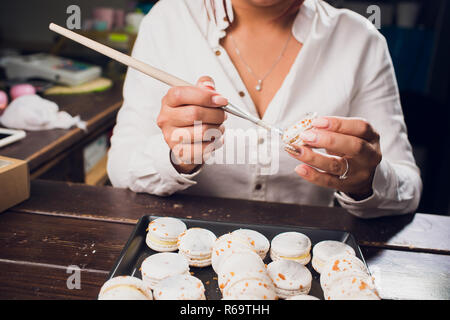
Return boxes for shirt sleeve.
[335,30,422,218]
[107,10,199,196]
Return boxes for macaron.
[153,274,206,300]
[218,250,265,292]
[325,275,380,300]
[270,232,312,265]
[286,295,320,300]
[222,273,277,300]
[312,240,356,274]
[267,259,312,299]
[177,227,217,267]
[211,233,255,274]
[282,112,317,151]
[146,217,187,252]
[232,229,270,260]
[320,253,369,294]
[98,276,153,300]
[141,252,189,289]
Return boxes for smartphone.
[0,128,26,148]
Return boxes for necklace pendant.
[255,80,262,91]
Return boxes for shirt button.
[258,137,265,144]
[215,50,221,56]
[239,91,245,97]
[255,183,262,191]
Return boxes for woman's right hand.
[157,76,228,174]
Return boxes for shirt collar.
[210,0,316,44]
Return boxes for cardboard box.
[0,156,30,213]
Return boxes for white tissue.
[0,94,86,131]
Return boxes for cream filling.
[279,252,310,261]
[147,233,177,246]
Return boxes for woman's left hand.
[285,116,382,200]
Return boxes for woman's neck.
[230,0,298,33]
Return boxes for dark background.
[0,0,448,215]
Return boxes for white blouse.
[107,0,422,218]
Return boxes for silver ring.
[339,158,349,180]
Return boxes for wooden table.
[0,82,123,181]
[0,180,449,300]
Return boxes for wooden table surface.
[1,180,449,300]
[0,82,123,176]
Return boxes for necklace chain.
[229,31,292,91]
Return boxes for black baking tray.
[108,215,367,300]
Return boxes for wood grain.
[0,259,107,300]
[0,211,133,271]
[13,180,450,254]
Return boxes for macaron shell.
[312,241,356,274]
[98,276,153,300]
[218,251,265,291]
[325,275,379,300]
[153,274,205,300]
[270,232,311,258]
[232,229,270,259]
[141,252,189,289]
[177,228,217,257]
[147,217,187,241]
[286,294,320,300]
[282,112,317,148]
[267,260,312,291]
[223,278,277,300]
[211,233,255,274]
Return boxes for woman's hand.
[157,76,228,174]
[285,116,382,200]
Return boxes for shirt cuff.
[334,159,396,218]
[129,134,199,194]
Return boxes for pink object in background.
[10,84,36,100]
[114,9,125,30]
[93,7,115,31]
[0,90,8,111]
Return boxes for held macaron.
[146,217,187,252]
[153,274,206,300]
[232,229,270,260]
[98,276,153,300]
[141,252,189,289]
[177,227,217,267]
[270,232,312,265]
[312,240,356,274]
[267,259,313,299]
[282,112,317,150]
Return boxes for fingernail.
[201,81,216,90]
[312,117,329,128]
[285,146,302,157]
[299,130,317,142]
[224,112,228,120]
[295,165,308,176]
[212,95,228,106]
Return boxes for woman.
[107,0,422,218]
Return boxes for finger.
[285,146,347,177]
[298,129,372,157]
[167,124,224,144]
[171,139,223,165]
[164,86,227,108]
[196,76,216,91]
[295,164,342,190]
[166,105,226,126]
[311,116,379,142]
